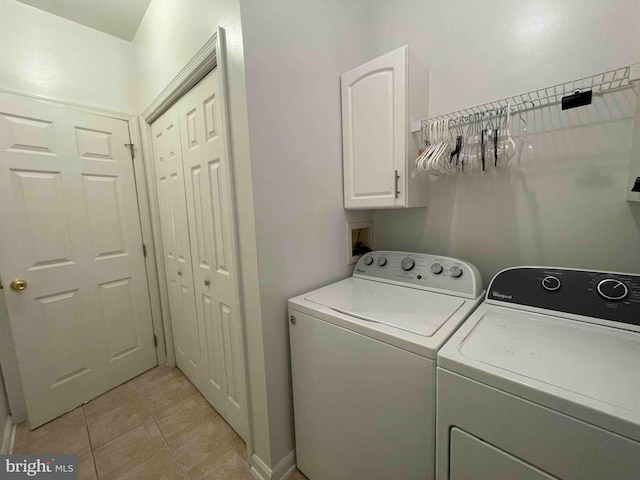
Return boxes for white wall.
[0,0,138,113]
[369,0,640,283]
[238,0,373,465]
[133,0,272,466]
[135,0,239,109]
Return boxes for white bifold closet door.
[151,68,248,440]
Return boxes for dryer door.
[450,428,557,480]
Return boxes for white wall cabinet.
[151,68,248,440]
[341,45,429,209]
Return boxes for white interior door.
[177,69,248,439]
[0,92,157,428]
[150,108,203,384]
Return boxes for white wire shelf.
[413,63,640,131]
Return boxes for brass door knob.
[10,279,27,291]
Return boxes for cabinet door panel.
[342,46,407,209]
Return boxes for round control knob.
[450,266,463,278]
[364,256,374,265]
[542,276,561,292]
[596,279,628,301]
[431,263,443,275]
[377,257,387,267]
[401,257,415,271]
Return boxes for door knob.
[177,269,182,276]
[10,279,27,291]
[204,279,210,287]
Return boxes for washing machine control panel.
[354,251,483,299]
[487,267,640,326]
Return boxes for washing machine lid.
[305,277,465,337]
[459,308,640,414]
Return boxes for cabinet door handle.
[395,170,400,198]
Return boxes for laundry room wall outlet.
[347,221,373,264]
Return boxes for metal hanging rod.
[413,63,640,131]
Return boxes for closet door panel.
[151,108,201,381]
[179,72,228,414]
[201,291,226,404]
[178,68,247,439]
[177,82,223,409]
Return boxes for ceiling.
[16,0,152,41]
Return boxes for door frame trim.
[0,88,168,423]
[138,26,254,452]
[141,33,218,124]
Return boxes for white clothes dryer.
[437,266,640,480]
[288,251,484,480]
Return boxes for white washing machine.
[288,251,484,480]
[436,266,640,480]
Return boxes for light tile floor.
[13,366,308,480]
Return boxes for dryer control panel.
[353,251,483,299]
[487,267,640,326]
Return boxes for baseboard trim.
[250,450,296,480]
[1,416,16,454]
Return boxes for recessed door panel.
[0,112,56,156]
[157,176,176,260]
[82,174,127,259]
[202,294,224,399]
[36,289,90,386]
[75,127,114,162]
[190,165,209,268]
[167,278,187,359]
[220,302,241,407]
[208,159,228,274]
[203,94,217,141]
[10,169,74,270]
[98,277,140,360]
[349,70,395,197]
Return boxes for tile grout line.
[98,389,167,480]
[137,369,238,479]
[87,367,228,480]
[137,379,189,479]
[80,406,99,480]
[83,392,151,452]
[88,370,171,479]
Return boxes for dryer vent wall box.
[341,45,429,209]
